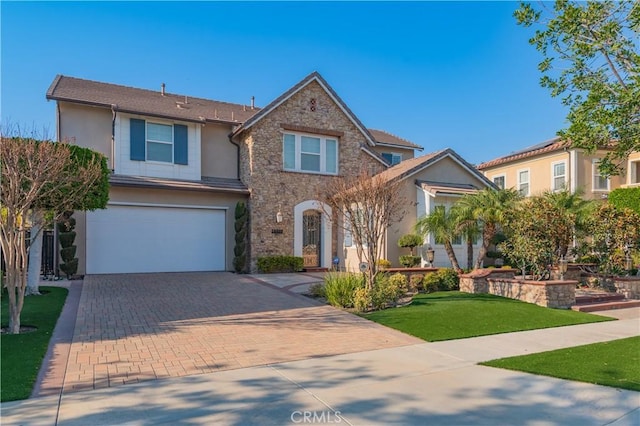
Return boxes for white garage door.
[86,204,225,274]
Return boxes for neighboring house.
[624,151,640,188]
[477,138,630,200]
[344,149,496,269]
[46,72,479,274]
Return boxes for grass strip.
[481,336,640,391]
[363,291,613,342]
[1,286,68,402]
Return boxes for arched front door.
[302,210,321,268]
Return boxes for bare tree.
[321,167,410,288]
[1,134,106,334]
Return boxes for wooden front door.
[302,210,321,267]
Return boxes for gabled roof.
[375,148,495,188]
[477,137,569,170]
[417,180,480,196]
[368,129,423,150]
[231,71,377,146]
[46,75,259,124]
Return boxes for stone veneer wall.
[237,80,386,272]
[459,269,518,293]
[460,268,576,308]
[487,278,577,309]
[613,277,640,299]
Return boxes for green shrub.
[399,255,421,268]
[324,272,364,308]
[60,246,77,261]
[376,259,391,270]
[421,268,460,292]
[58,232,76,248]
[409,274,423,292]
[389,273,409,294]
[398,234,423,255]
[353,286,372,312]
[437,268,460,291]
[233,202,249,273]
[256,256,304,273]
[423,272,440,293]
[308,283,326,298]
[609,187,640,214]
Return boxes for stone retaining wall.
[487,278,577,309]
[613,277,640,299]
[460,268,576,308]
[460,268,518,294]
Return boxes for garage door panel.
[87,205,225,274]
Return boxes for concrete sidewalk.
[3,309,639,426]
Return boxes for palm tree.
[451,205,481,270]
[539,188,596,258]
[456,188,522,269]
[415,205,462,273]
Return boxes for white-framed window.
[381,152,402,166]
[552,161,567,191]
[146,122,173,163]
[592,160,610,191]
[283,132,338,174]
[492,174,506,189]
[517,169,530,196]
[629,159,640,185]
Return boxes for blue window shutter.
[130,118,146,161]
[174,124,188,165]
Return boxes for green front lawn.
[363,292,613,342]
[1,286,68,402]
[482,336,640,391]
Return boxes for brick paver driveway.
[45,272,419,394]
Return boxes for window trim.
[382,152,402,166]
[517,168,530,197]
[551,160,567,192]
[627,158,640,185]
[592,160,610,192]
[491,174,506,190]
[146,120,174,164]
[282,132,339,175]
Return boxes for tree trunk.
[26,211,44,295]
[444,242,462,273]
[466,237,473,270]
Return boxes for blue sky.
[1,1,568,165]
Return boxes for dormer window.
[382,152,402,166]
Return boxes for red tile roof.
[477,138,568,170]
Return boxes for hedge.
[609,187,640,214]
[257,256,304,273]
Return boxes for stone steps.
[574,292,625,304]
[571,299,640,312]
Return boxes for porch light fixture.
[426,246,435,268]
[625,254,633,274]
[558,256,568,281]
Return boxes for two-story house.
[477,138,632,199]
[46,72,488,274]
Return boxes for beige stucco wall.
[482,151,570,196]
[482,149,629,199]
[201,123,238,178]
[625,151,640,187]
[385,155,489,268]
[73,186,246,274]
[59,102,112,160]
[237,80,386,271]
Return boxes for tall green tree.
[415,205,462,273]
[515,1,640,176]
[456,188,522,269]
